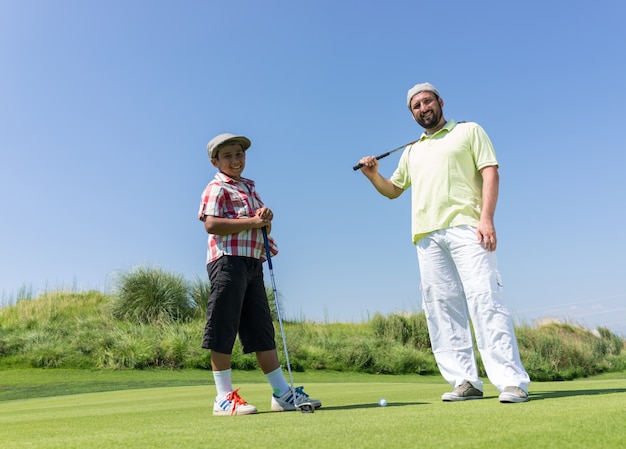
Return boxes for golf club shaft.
[261,227,297,399]
[352,139,419,171]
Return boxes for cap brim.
[211,136,251,157]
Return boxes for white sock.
[265,367,290,397]
[213,369,233,398]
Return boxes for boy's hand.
[256,207,273,223]
[203,208,274,235]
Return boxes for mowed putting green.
[1,373,625,449]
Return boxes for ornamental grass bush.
[111,266,195,323]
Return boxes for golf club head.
[296,402,315,413]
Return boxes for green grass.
[1,370,625,449]
[1,283,625,447]
[2,290,624,379]
[0,368,414,402]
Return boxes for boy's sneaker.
[441,381,484,401]
[499,386,529,403]
[213,389,258,416]
[271,386,322,411]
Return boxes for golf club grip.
[352,152,391,171]
[352,140,420,171]
[261,227,273,269]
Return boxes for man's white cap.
[406,82,440,109]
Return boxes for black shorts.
[202,255,276,354]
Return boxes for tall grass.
[371,312,431,349]
[111,266,194,323]
[515,321,626,380]
[189,275,210,318]
[0,266,624,379]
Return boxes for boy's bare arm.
[203,210,272,235]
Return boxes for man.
[357,83,530,403]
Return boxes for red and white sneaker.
[213,389,258,416]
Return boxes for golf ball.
[378,398,387,407]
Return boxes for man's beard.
[416,108,442,130]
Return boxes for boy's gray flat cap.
[207,133,251,158]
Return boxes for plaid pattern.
[198,172,278,263]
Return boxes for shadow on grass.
[256,402,428,414]
[529,388,626,400]
[318,401,428,411]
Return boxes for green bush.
[595,326,624,356]
[383,344,438,374]
[371,312,431,349]
[189,276,210,318]
[266,287,279,322]
[1,284,625,380]
[111,266,194,323]
[515,322,622,381]
[158,325,201,369]
[95,325,156,369]
[0,333,23,358]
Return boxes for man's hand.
[358,156,403,199]
[477,220,497,251]
[357,156,380,179]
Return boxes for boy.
[198,133,321,416]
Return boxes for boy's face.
[211,143,246,180]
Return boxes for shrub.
[595,326,624,356]
[382,344,438,375]
[22,330,66,368]
[158,326,197,368]
[336,339,376,372]
[95,325,156,369]
[371,312,431,349]
[189,275,211,318]
[230,340,259,370]
[1,286,625,379]
[516,321,624,381]
[0,332,23,357]
[111,266,194,323]
[266,287,280,322]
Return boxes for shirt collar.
[419,119,457,140]
[215,171,254,187]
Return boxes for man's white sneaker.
[441,381,484,401]
[213,389,258,416]
[271,386,322,412]
[499,386,529,403]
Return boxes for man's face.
[410,91,444,130]
[211,143,246,179]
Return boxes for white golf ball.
[378,398,387,407]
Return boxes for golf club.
[352,139,419,171]
[261,227,315,414]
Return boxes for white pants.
[416,226,530,392]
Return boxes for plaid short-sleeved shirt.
[198,172,279,264]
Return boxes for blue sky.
[1,0,625,336]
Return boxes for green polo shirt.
[390,120,498,244]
